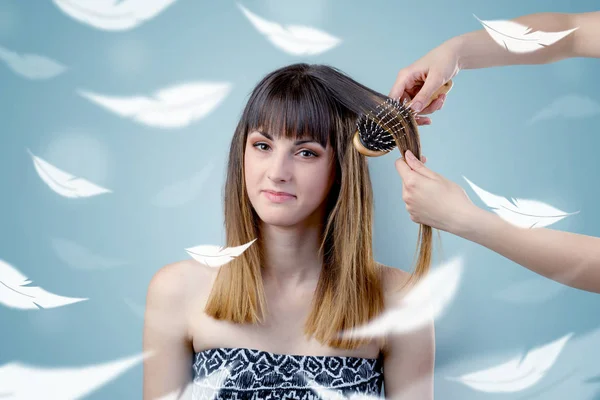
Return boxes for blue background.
[1,0,599,399]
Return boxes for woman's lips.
[262,190,296,203]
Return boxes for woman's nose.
[267,152,292,182]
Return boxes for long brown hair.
[205,63,433,350]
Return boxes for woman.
[143,63,436,399]
[389,10,600,294]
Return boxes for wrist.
[449,204,488,240]
[447,35,469,70]
[449,28,499,70]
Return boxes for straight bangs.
[244,74,340,149]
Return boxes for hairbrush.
[353,80,453,157]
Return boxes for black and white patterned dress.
[191,347,384,399]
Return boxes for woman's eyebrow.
[256,131,323,147]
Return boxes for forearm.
[451,12,599,70]
[453,206,600,294]
[570,11,600,58]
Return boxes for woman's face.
[244,129,336,227]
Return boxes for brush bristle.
[355,98,415,154]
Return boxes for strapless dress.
[191,347,384,399]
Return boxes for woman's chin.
[254,209,304,227]
[258,215,300,227]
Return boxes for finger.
[407,75,445,113]
[403,83,423,103]
[417,94,445,116]
[399,92,412,106]
[414,116,432,126]
[404,150,438,180]
[389,71,410,100]
[394,156,413,181]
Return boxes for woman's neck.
[259,223,324,291]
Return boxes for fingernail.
[411,101,423,112]
[406,151,417,161]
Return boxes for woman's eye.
[299,150,318,158]
[253,142,317,158]
[253,142,270,151]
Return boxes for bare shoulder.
[146,258,217,308]
[378,263,411,294]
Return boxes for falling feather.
[156,366,232,400]
[0,259,88,310]
[337,256,463,339]
[0,352,149,399]
[152,161,216,207]
[52,0,178,31]
[304,377,382,400]
[237,3,341,56]
[494,254,590,304]
[185,239,257,268]
[436,327,600,399]
[527,94,600,124]
[494,276,567,304]
[304,379,349,400]
[463,177,579,228]
[0,45,67,80]
[27,149,111,198]
[474,14,578,53]
[447,333,574,393]
[78,82,232,128]
[51,237,127,271]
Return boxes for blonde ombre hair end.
[205,63,433,350]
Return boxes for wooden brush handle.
[409,79,453,110]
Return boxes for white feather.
[447,333,573,392]
[52,0,178,31]
[304,377,381,400]
[78,82,232,128]
[527,94,600,124]
[494,276,567,304]
[474,14,578,54]
[51,237,127,271]
[463,177,579,228]
[189,366,233,400]
[237,3,341,56]
[337,256,463,339]
[186,239,257,268]
[154,365,232,400]
[0,259,88,310]
[28,149,111,198]
[494,259,590,304]
[437,326,600,398]
[0,352,149,399]
[304,379,347,400]
[152,161,216,207]
[0,45,67,80]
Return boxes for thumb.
[408,74,444,113]
[394,156,412,181]
[404,150,438,180]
